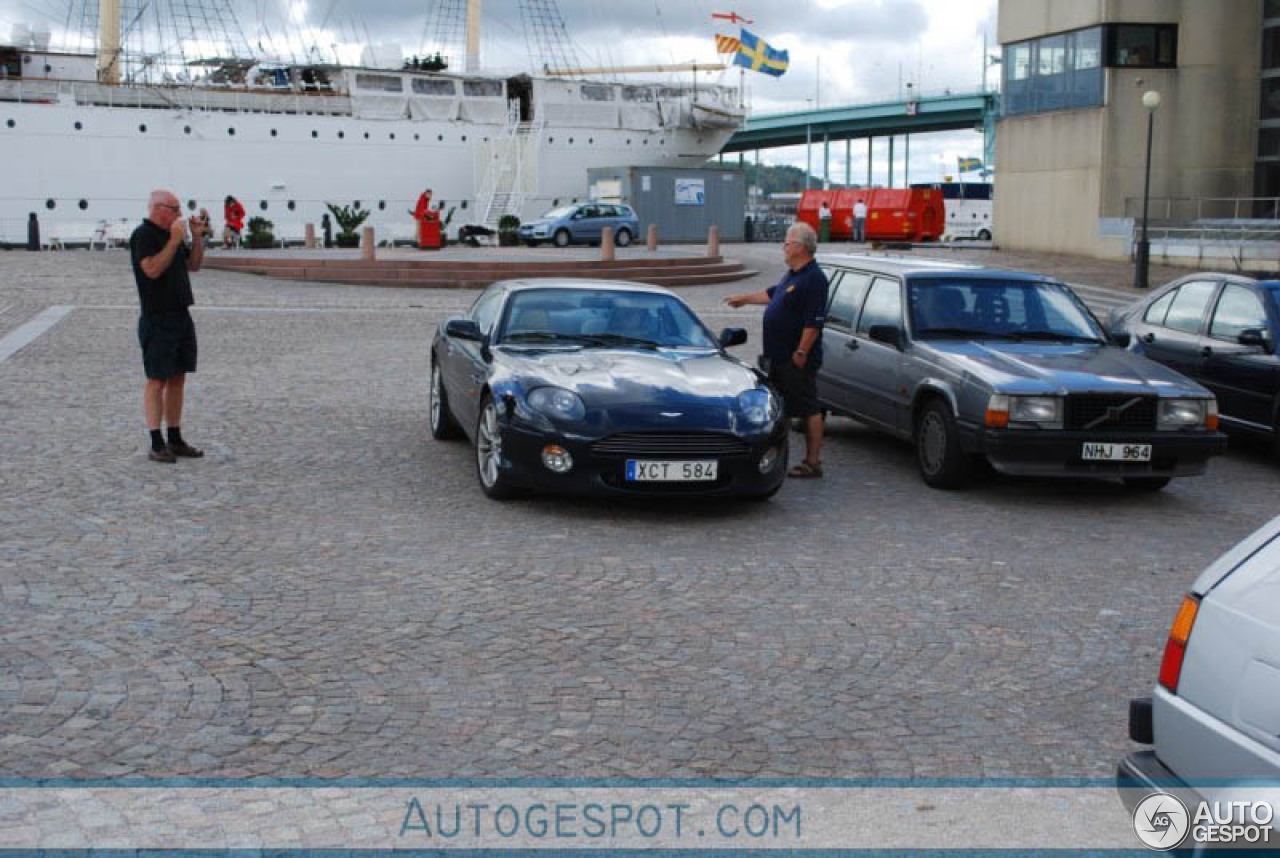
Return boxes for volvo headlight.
[985,394,1063,429]
[738,387,781,425]
[527,387,586,421]
[1158,398,1212,430]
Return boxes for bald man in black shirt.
[130,189,206,463]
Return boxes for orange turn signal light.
[985,409,1009,428]
[1158,594,1200,693]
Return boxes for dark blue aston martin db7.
[429,279,790,500]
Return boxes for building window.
[1268,0,1280,19]
[1262,77,1280,121]
[1264,25,1280,70]
[1004,26,1106,116]
[1106,24,1177,68]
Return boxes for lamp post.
[1134,89,1162,290]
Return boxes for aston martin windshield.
[498,288,719,349]
[909,278,1104,342]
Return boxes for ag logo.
[1133,792,1189,850]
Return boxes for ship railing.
[1,78,351,116]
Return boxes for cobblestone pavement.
[0,246,1275,780]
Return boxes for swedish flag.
[734,28,789,77]
[958,157,984,173]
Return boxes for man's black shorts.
[138,311,197,380]
[768,358,821,419]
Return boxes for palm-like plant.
[325,203,371,240]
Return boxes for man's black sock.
[150,429,166,451]
[166,426,184,446]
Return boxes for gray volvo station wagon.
[812,256,1228,489]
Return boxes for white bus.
[913,182,993,241]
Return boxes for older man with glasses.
[129,189,207,463]
[724,221,829,478]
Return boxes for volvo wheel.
[553,229,571,248]
[915,399,971,489]
[615,228,632,247]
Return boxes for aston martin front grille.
[590,432,751,457]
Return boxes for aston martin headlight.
[1158,398,1210,430]
[527,386,586,421]
[1008,395,1063,427]
[738,387,781,425]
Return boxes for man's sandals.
[788,460,823,479]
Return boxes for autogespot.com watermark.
[1133,791,1276,851]
[399,797,801,842]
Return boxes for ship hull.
[0,95,738,244]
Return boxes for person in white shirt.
[853,199,868,243]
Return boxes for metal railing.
[0,79,351,116]
[1125,196,1280,221]
[1145,224,1280,243]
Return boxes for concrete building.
[996,0,1270,263]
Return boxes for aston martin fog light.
[541,445,574,473]
[758,446,780,474]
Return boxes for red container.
[798,187,944,243]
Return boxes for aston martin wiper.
[916,327,1019,340]
[1013,330,1106,344]
[577,333,663,349]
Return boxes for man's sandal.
[788,460,823,478]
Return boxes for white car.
[1119,514,1280,846]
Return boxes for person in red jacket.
[222,195,245,248]
[412,188,441,249]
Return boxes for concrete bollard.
[361,226,376,261]
[600,226,615,261]
[305,223,316,249]
[646,223,658,251]
[706,224,720,258]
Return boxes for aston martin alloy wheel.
[429,362,462,440]
[475,394,520,499]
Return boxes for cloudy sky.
[2,0,1000,184]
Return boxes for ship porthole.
[588,138,593,144]
[260,201,268,210]
[337,130,344,139]
[74,121,82,130]
[626,139,631,145]
[45,199,55,209]
[5,119,13,128]
[568,138,574,144]
[78,200,88,210]
[460,201,467,210]
[389,133,396,140]
[227,127,235,136]
[183,125,191,134]
[353,200,361,209]
[414,133,420,141]
[270,129,278,137]
[311,130,318,138]
[139,124,147,133]
[187,200,196,210]
[547,137,553,144]
[437,134,443,141]
[287,201,296,211]
[377,201,386,210]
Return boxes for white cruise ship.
[0,0,744,245]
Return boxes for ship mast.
[465,0,482,72]
[96,0,121,84]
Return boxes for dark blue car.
[1108,274,1280,450]
[429,279,789,500]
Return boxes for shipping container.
[587,166,745,242]
[797,188,945,243]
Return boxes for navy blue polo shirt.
[762,259,829,363]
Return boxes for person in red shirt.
[222,195,245,248]
[412,188,441,249]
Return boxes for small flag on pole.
[733,29,789,77]
[958,157,984,173]
[715,34,742,55]
[712,11,754,24]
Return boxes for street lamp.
[1134,89,1162,290]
